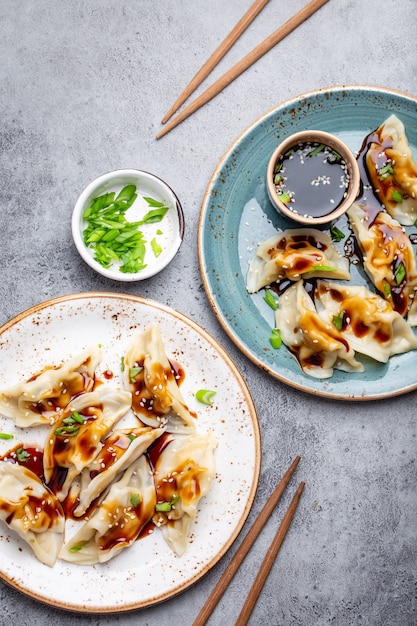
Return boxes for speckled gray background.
[1,1,416,625]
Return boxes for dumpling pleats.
[0,461,65,567]
[246,228,350,293]
[60,455,156,564]
[364,114,417,226]
[275,281,363,379]
[152,432,218,556]
[43,387,132,501]
[315,280,417,362]
[73,426,165,518]
[0,345,102,427]
[347,202,417,317]
[124,325,197,433]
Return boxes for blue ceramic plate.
[198,86,417,400]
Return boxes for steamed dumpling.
[43,387,132,501]
[123,325,197,433]
[315,280,417,362]
[73,425,165,517]
[0,460,65,566]
[60,455,156,564]
[152,431,218,556]
[365,114,417,225]
[275,280,363,379]
[0,346,102,427]
[347,202,417,317]
[246,228,350,293]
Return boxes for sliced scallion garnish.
[263,289,277,310]
[330,224,345,242]
[395,261,406,285]
[332,311,345,331]
[0,433,13,440]
[392,189,403,203]
[16,447,30,462]
[269,328,282,349]
[195,389,216,405]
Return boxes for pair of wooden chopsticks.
[157,0,330,139]
[193,455,305,626]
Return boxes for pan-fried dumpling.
[123,325,197,433]
[0,346,102,427]
[246,228,350,293]
[275,281,363,379]
[0,460,65,567]
[315,280,417,362]
[43,387,132,501]
[152,432,217,556]
[365,114,417,225]
[73,425,165,517]
[60,455,156,564]
[347,202,417,317]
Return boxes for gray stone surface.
[1,0,416,624]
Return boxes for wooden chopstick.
[235,481,305,626]
[156,0,329,139]
[161,0,271,124]
[192,455,302,626]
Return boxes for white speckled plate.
[0,293,260,613]
[199,85,417,400]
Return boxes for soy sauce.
[273,142,349,218]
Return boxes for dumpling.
[0,460,65,567]
[0,345,102,427]
[43,387,132,501]
[73,425,165,518]
[347,202,417,317]
[246,228,350,293]
[123,325,197,433]
[152,431,218,556]
[60,455,156,564]
[364,114,417,225]
[275,281,363,379]
[315,280,417,362]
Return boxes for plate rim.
[0,291,261,613]
[198,84,417,401]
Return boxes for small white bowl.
[266,130,360,226]
[72,169,184,281]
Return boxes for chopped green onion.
[269,328,282,349]
[195,389,216,405]
[130,493,141,508]
[120,356,125,372]
[332,311,345,331]
[155,501,172,512]
[395,261,406,285]
[151,237,162,257]
[69,540,89,553]
[16,447,30,462]
[138,207,169,225]
[263,289,277,310]
[383,282,391,298]
[311,265,336,272]
[378,163,394,180]
[129,366,143,384]
[278,192,292,204]
[308,143,325,157]
[82,186,170,274]
[0,433,13,440]
[127,433,136,442]
[330,224,345,242]
[54,425,81,437]
[155,494,179,512]
[327,150,342,164]
[392,189,403,203]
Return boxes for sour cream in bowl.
[72,169,184,281]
